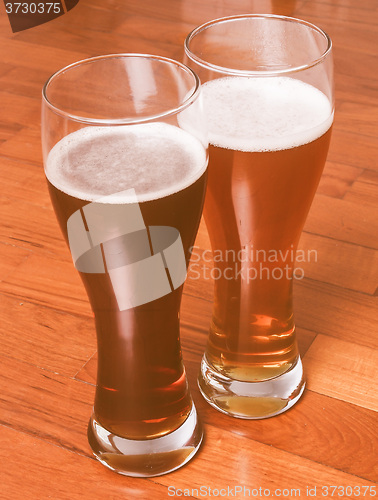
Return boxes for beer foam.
[46,123,207,203]
[202,77,333,152]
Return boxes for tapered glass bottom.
[87,405,203,477]
[198,355,305,419]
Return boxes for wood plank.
[312,0,377,10]
[0,425,170,500]
[335,101,378,138]
[0,243,31,281]
[344,180,378,208]
[92,0,263,25]
[298,0,377,26]
[358,169,378,185]
[0,91,40,127]
[0,126,43,164]
[298,232,378,294]
[0,122,23,143]
[156,425,376,497]
[294,280,378,349]
[304,334,378,411]
[327,127,378,171]
[0,253,91,316]
[0,354,92,456]
[0,294,96,377]
[334,46,378,84]
[301,15,378,57]
[0,65,45,98]
[304,193,378,248]
[335,73,378,108]
[0,61,14,78]
[317,161,362,199]
[192,217,210,251]
[0,38,86,73]
[0,156,50,206]
[0,195,70,258]
[12,12,179,62]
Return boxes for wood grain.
[297,232,378,294]
[0,243,31,281]
[344,180,378,207]
[0,294,96,376]
[317,161,362,199]
[304,194,378,248]
[0,253,90,315]
[304,335,378,411]
[0,0,377,497]
[155,425,377,495]
[0,425,170,500]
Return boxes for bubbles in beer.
[202,77,333,152]
[46,123,207,203]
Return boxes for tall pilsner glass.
[42,54,207,476]
[185,15,334,418]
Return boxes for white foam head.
[46,122,207,203]
[202,77,333,152]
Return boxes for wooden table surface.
[0,0,377,498]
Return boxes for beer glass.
[184,15,334,418]
[41,54,208,476]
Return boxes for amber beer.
[200,76,333,394]
[45,123,207,440]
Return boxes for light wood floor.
[0,0,377,498]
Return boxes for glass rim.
[42,53,202,125]
[184,14,333,77]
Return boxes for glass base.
[87,405,203,477]
[198,355,305,419]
